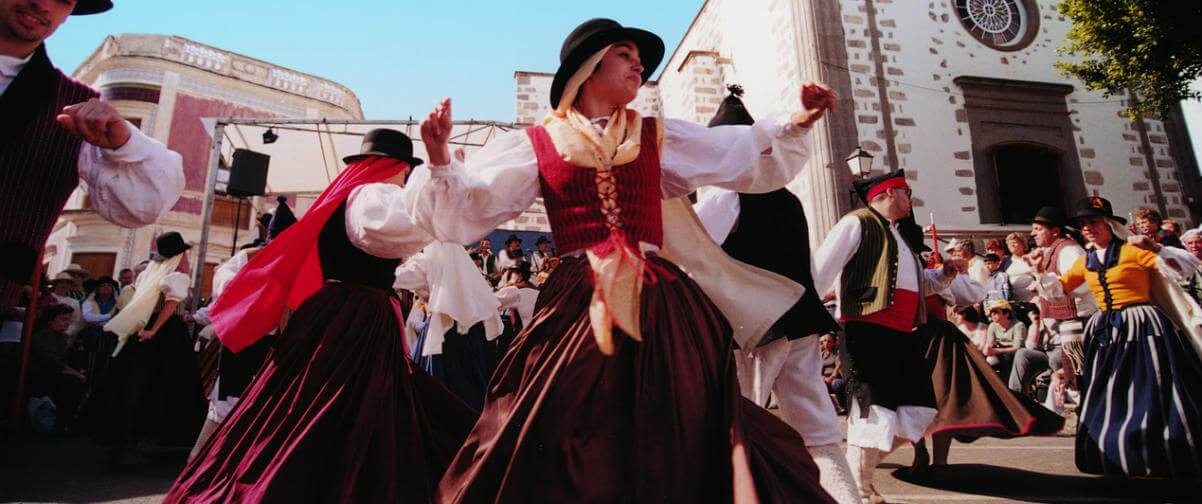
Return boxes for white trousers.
[734,335,842,446]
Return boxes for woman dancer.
[403,18,838,503]
[887,216,1062,479]
[164,130,475,502]
[1032,196,1202,479]
[92,232,205,464]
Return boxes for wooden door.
[69,252,116,279]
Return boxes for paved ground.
[1,423,1198,503]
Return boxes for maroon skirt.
[437,256,834,503]
[164,282,477,504]
[921,320,1063,441]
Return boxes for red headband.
[866,177,909,201]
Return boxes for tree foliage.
[1057,0,1202,118]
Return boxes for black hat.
[268,195,297,242]
[535,236,550,245]
[549,18,665,109]
[343,129,424,167]
[509,260,533,280]
[852,169,908,203]
[708,85,755,127]
[153,231,191,262]
[1032,206,1068,229]
[1070,196,1126,225]
[505,234,522,245]
[73,0,113,15]
[94,276,119,292]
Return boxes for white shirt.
[401,110,812,246]
[813,213,954,318]
[344,184,434,259]
[81,297,117,324]
[0,52,34,94]
[2,52,185,228]
[693,188,741,244]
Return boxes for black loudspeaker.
[227,149,270,198]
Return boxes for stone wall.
[514,71,661,126]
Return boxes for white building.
[45,34,362,297]
[516,0,1200,243]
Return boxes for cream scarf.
[104,254,183,356]
[540,44,654,355]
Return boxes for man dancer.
[1011,206,1096,392]
[0,0,184,315]
[813,170,961,503]
[695,85,858,504]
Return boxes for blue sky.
[46,0,1202,168]
[47,0,703,121]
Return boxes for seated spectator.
[48,273,84,341]
[820,332,846,413]
[946,238,988,285]
[1181,229,1202,304]
[1161,219,1182,238]
[1135,207,1182,248]
[984,300,1026,377]
[62,264,90,302]
[953,305,987,345]
[79,277,121,380]
[985,238,1010,270]
[1004,232,1037,303]
[1007,305,1063,397]
[81,277,119,326]
[982,253,1011,305]
[29,304,87,434]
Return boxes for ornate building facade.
[45,34,362,297]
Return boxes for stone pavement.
[1,425,1198,503]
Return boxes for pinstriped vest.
[839,208,927,326]
[1037,238,1080,320]
[526,118,663,254]
[0,45,98,313]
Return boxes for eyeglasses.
[890,187,913,198]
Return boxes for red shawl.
[210,157,407,352]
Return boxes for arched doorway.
[990,143,1066,225]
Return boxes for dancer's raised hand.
[791,81,836,128]
[421,98,453,166]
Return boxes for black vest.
[0,45,97,312]
[720,189,839,342]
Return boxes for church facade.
[516,0,1200,242]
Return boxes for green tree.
[1057,0,1202,118]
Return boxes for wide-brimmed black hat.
[73,0,113,15]
[504,234,522,245]
[343,129,424,167]
[535,236,550,245]
[1070,196,1126,225]
[268,195,297,242]
[708,85,755,127]
[153,231,191,262]
[549,18,665,109]
[852,169,907,203]
[94,276,120,292]
[1031,206,1068,229]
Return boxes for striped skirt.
[1077,303,1202,479]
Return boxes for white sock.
[810,443,863,504]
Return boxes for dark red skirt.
[921,320,1064,441]
[437,256,834,503]
[164,282,477,504]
